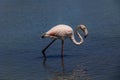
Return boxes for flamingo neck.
[70,29,83,45]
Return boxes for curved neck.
[70,27,83,45]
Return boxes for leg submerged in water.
[42,39,57,57]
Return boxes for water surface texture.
[0,0,120,80]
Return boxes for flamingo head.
[79,25,88,38]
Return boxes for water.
[0,0,120,80]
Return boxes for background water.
[0,0,120,80]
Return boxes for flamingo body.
[45,24,73,40]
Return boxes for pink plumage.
[45,24,73,39]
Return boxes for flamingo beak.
[80,27,88,38]
[84,34,88,38]
[84,29,88,38]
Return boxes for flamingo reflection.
[42,53,91,80]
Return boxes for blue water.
[0,0,120,80]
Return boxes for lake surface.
[0,0,120,80]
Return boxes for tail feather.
[41,33,45,38]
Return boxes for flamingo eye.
[80,27,85,30]
[83,27,86,29]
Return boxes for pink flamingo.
[41,24,88,57]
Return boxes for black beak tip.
[84,35,88,38]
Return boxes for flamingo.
[41,24,88,57]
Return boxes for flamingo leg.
[61,40,64,57]
[61,54,65,73]
[42,39,57,58]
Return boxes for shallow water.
[0,0,120,80]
